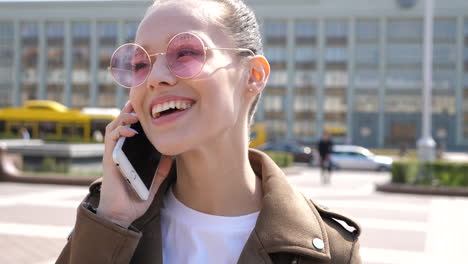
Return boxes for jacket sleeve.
[56,188,142,264]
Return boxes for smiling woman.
[56,0,362,263]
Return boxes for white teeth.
[151,100,194,119]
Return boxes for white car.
[330,145,393,171]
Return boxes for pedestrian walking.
[56,0,362,263]
[318,131,334,184]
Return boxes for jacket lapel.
[238,150,332,263]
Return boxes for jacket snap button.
[312,238,324,250]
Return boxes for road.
[0,166,467,264]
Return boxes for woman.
[57,0,362,263]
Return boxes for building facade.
[0,0,467,150]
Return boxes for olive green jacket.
[57,149,362,264]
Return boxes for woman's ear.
[246,55,270,96]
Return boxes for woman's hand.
[96,102,173,228]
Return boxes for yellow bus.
[249,122,267,148]
[0,100,118,142]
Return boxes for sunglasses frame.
[109,32,255,88]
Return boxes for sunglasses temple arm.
[207,47,255,56]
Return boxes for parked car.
[330,145,393,171]
[257,141,314,164]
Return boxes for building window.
[434,19,456,40]
[325,71,348,87]
[264,22,286,44]
[354,91,378,112]
[325,21,347,39]
[356,44,379,65]
[126,22,139,42]
[294,95,316,112]
[265,46,287,64]
[268,70,287,87]
[72,23,90,108]
[98,22,118,107]
[47,23,65,102]
[386,69,421,89]
[263,95,283,111]
[387,43,422,64]
[295,70,317,88]
[21,23,39,103]
[354,70,379,89]
[295,46,316,63]
[325,47,347,63]
[433,43,456,64]
[356,20,378,41]
[295,22,317,41]
[388,20,422,41]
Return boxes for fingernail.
[129,128,139,134]
[129,112,138,117]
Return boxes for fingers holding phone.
[97,101,172,228]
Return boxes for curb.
[376,183,468,197]
[0,174,95,186]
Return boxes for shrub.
[263,151,294,168]
[391,161,468,188]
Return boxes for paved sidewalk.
[1,167,467,264]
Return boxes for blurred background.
[0,0,467,264]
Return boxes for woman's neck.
[172,139,263,217]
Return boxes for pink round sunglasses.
[109,32,255,88]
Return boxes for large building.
[0,0,467,150]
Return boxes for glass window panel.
[295,22,317,38]
[385,93,421,113]
[265,46,286,63]
[72,23,90,38]
[126,22,139,42]
[268,70,287,86]
[433,95,455,114]
[264,22,286,38]
[295,46,316,62]
[98,22,117,107]
[433,43,456,64]
[325,47,347,62]
[354,70,379,88]
[295,70,317,87]
[0,23,14,38]
[21,23,38,103]
[47,23,64,102]
[72,23,90,108]
[98,23,117,38]
[434,19,456,40]
[433,70,456,90]
[324,95,346,112]
[464,47,468,62]
[356,44,379,64]
[388,20,422,40]
[293,120,315,137]
[294,95,317,111]
[326,21,347,38]
[263,95,283,111]
[354,92,378,112]
[464,20,468,36]
[388,43,422,64]
[386,69,421,89]
[325,71,348,87]
[356,20,378,41]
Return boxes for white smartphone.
[112,122,161,200]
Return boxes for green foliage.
[41,157,69,173]
[391,161,468,187]
[264,151,293,168]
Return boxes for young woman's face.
[130,1,249,155]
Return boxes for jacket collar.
[244,149,331,261]
[133,149,331,262]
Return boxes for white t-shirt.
[160,187,260,264]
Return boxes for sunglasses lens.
[166,33,205,78]
[111,44,151,87]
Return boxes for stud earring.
[248,88,253,92]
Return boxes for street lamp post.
[417,0,436,161]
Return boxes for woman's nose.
[146,54,177,90]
